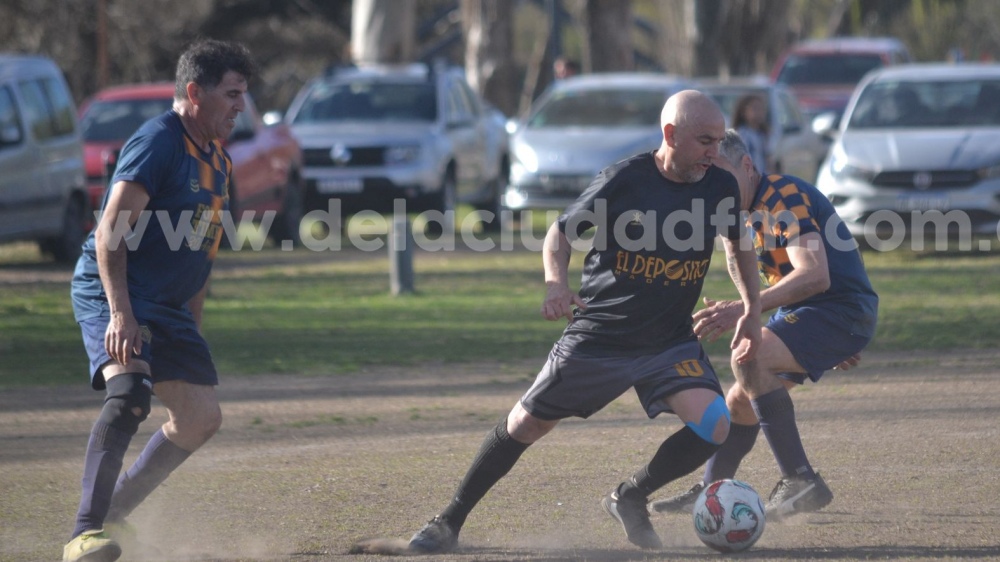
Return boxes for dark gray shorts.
[520,339,723,421]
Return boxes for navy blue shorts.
[766,303,874,384]
[520,339,723,421]
[79,315,218,390]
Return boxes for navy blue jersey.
[72,110,232,323]
[749,173,878,337]
[556,152,742,357]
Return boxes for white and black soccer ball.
[692,479,766,553]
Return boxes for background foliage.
[0,0,997,117]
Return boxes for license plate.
[317,178,363,194]
[896,195,949,212]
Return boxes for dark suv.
[283,63,509,219]
[771,37,911,123]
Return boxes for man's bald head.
[660,89,725,133]
[656,90,727,183]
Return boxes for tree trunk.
[461,0,518,116]
[351,0,415,64]
[583,0,634,72]
[692,0,722,77]
[716,0,793,77]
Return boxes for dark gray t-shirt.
[556,151,742,357]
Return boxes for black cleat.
[601,486,662,550]
[648,481,705,514]
[766,472,833,521]
[408,515,458,553]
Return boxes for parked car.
[0,54,87,262]
[77,83,305,244]
[771,37,911,123]
[695,76,828,182]
[505,72,692,212]
[282,62,509,223]
[815,63,1000,240]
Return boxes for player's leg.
[409,402,554,553]
[607,341,729,549]
[606,387,727,548]
[106,322,219,524]
[737,329,815,473]
[410,345,632,553]
[106,380,220,522]
[649,381,761,514]
[66,317,153,562]
[743,327,836,521]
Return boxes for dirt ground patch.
[2,349,999,562]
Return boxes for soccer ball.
[692,479,765,553]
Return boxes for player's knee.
[164,412,221,451]
[98,373,153,435]
[726,385,755,421]
[685,395,731,445]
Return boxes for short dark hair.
[175,39,257,100]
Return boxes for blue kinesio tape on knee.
[686,395,730,444]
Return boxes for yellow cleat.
[62,529,121,562]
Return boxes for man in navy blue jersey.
[649,129,878,521]
[406,91,762,553]
[64,40,256,562]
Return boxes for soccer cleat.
[63,529,122,562]
[408,515,458,553]
[648,482,705,514]
[765,472,834,521]
[601,486,662,550]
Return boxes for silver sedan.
[815,63,1000,243]
[504,73,691,212]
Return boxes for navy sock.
[752,388,814,478]
[440,419,529,530]
[626,426,720,498]
[106,429,191,522]
[72,422,132,539]
[704,422,760,483]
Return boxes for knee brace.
[685,394,730,444]
[98,372,153,436]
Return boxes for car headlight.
[513,142,538,173]
[385,144,421,165]
[829,148,875,182]
[978,163,1000,180]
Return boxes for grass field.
[3,231,1000,561]
[2,232,1000,387]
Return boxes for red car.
[77,82,305,244]
[770,37,912,123]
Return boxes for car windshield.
[292,81,436,124]
[847,79,1000,129]
[80,98,173,142]
[776,54,884,85]
[528,88,666,128]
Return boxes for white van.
[0,54,86,262]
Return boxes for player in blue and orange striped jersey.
[65,40,256,562]
[650,129,878,522]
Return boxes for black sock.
[440,418,530,530]
[72,422,132,539]
[623,426,720,498]
[107,429,191,522]
[704,422,760,483]
[752,388,814,479]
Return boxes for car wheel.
[270,174,305,247]
[42,194,86,263]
